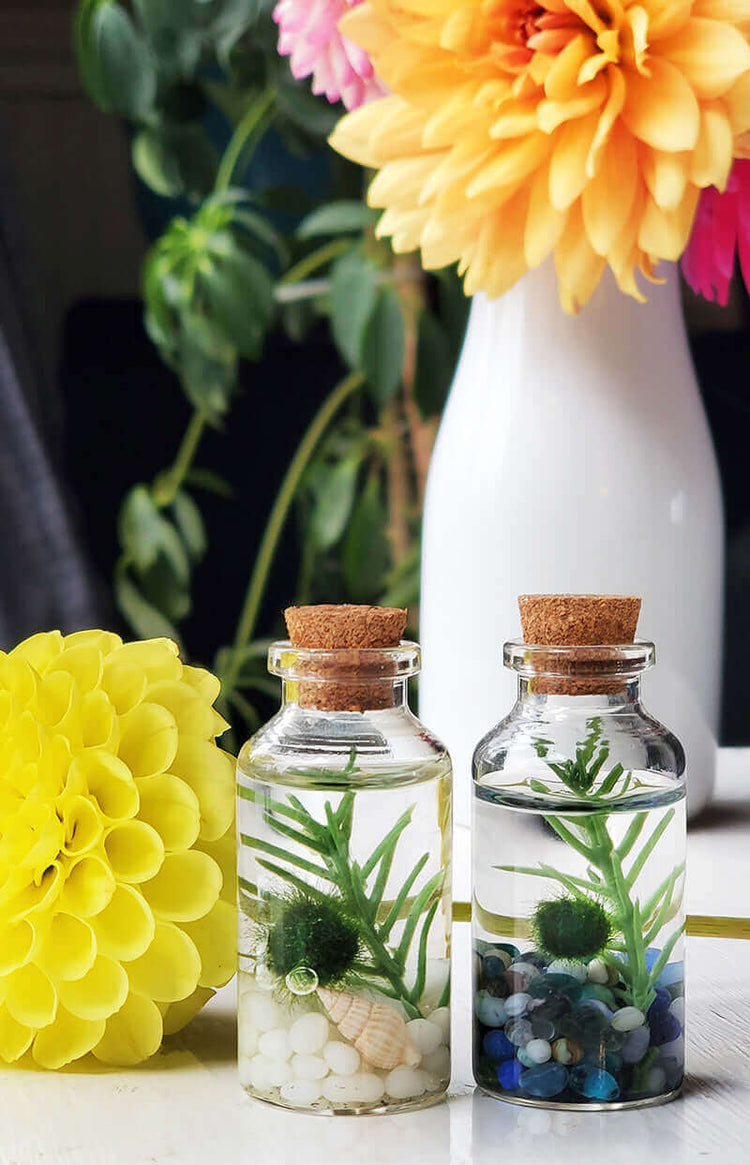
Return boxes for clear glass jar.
[472,641,686,1110]
[237,641,452,1114]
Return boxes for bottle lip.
[503,639,655,678]
[268,640,421,681]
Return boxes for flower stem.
[215,86,277,193]
[154,411,206,506]
[278,238,352,288]
[222,369,364,698]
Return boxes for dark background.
[2,0,749,742]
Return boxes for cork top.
[285,605,407,649]
[514,594,644,695]
[519,594,641,646]
[280,605,411,711]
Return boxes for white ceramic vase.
[420,260,723,825]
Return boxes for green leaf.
[185,468,234,498]
[343,475,391,602]
[172,491,207,562]
[139,552,192,622]
[76,0,157,121]
[119,486,167,571]
[330,250,379,369]
[310,452,362,551]
[297,201,378,240]
[132,128,183,197]
[361,287,405,407]
[115,573,181,642]
[415,309,453,417]
[179,327,237,421]
[198,249,275,359]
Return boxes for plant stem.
[215,86,276,193]
[223,369,364,697]
[154,411,206,506]
[279,238,352,288]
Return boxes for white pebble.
[322,1074,362,1104]
[258,1029,290,1061]
[525,1038,552,1064]
[505,992,531,1017]
[669,998,685,1026]
[289,1012,330,1055]
[238,1024,258,1058]
[351,1072,386,1103]
[406,1018,443,1056]
[247,994,284,1033]
[647,1066,667,1093]
[280,1079,323,1106]
[611,1006,645,1032]
[428,1006,451,1043]
[547,959,587,984]
[509,961,540,985]
[249,1054,292,1091]
[421,1046,450,1078]
[586,958,611,985]
[385,1066,430,1100]
[291,1053,329,1081]
[475,991,506,1027]
[323,1041,360,1076]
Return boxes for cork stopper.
[284,604,408,711]
[518,594,642,694]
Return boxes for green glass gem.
[285,966,319,995]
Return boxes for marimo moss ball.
[267,894,360,986]
[532,897,612,961]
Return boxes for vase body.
[420,261,723,825]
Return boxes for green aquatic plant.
[498,718,685,1012]
[238,755,447,1019]
[267,892,362,988]
[532,896,612,961]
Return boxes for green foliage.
[267,892,361,987]
[361,287,405,407]
[329,249,380,369]
[532,896,612,961]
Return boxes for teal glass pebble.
[621,1026,650,1063]
[475,990,507,1027]
[528,973,583,1001]
[519,1063,568,1098]
[570,1065,620,1101]
[579,983,617,1008]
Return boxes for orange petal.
[621,57,700,151]
[689,104,734,187]
[658,18,750,100]
[637,186,701,258]
[582,122,639,254]
[525,163,569,266]
[642,148,690,209]
[554,202,607,312]
[549,113,600,208]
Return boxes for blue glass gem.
[647,988,671,1019]
[483,1030,515,1061]
[570,1065,620,1102]
[497,1059,524,1090]
[649,1011,682,1046]
[657,962,684,990]
[483,955,508,981]
[644,948,662,972]
[519,1063,569,1099]
[621,1025,650,1063]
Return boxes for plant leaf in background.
[76,0,157,120]
[361,287,405,407]
[297,201,379,239]
[344,475,391,602]
[330,249,379,369]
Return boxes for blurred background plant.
[73,0,469,735]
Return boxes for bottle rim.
[267,640,421,681]
[503,639,655,678]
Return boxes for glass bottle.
[472,598,686,1110]
[237,607,452,1114]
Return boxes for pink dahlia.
[273,0,385,111]
[682,160,750,306]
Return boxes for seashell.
[317,988,420,1071]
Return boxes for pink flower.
[681,160,750,306]
[274,0,386,111]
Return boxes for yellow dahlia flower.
[0,631,235,1069]
[330,0,750,309]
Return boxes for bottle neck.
[281,677,409,711]
[516,676,642,711]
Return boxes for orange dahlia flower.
[330,0,750,310]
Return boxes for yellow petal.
[63,629,122,654]
[123,921,201,1002]
[689,103,735,187]
[5,963,57,1027]
[79,690,118,750]
[60,855,116,918]
[642,149,689,209]
[466,135,551,197]
[180,665,221,706]
[92,884,155,962]
[58,955,129,1021]
[525,164,568,266]
[111,638,181,683]
[60,794,103,857]
[637,186,701,257]
[71,751,139,822]
[147,680,224,740]
[48,644,104,693]
[101,657,148,715]
[118,702,179,779]
[549,113,599,209]
[181,898,236,988]
[658,18,750,100]
[330,100,394,168]
[621,57,700,151]
[0,1004,33,1063]
[32,1006,105,1069]
[582,123,639,254]
[544,33,596,100]
[9,631,64,673]
[36,913,97,982]
[538,77,607,133]
[34,671,75,730]
[161,986,215,1037]
[723,69,750,136]
[170,740,235,842]
[0,919,36,975]
[93,992,163,1066]
[105,820,165,883]
[136,774,201,852]
[554,202,607,312]
[142,850,222,922]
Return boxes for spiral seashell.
[317,988,420,1070]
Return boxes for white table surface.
[2,751,749,1165]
